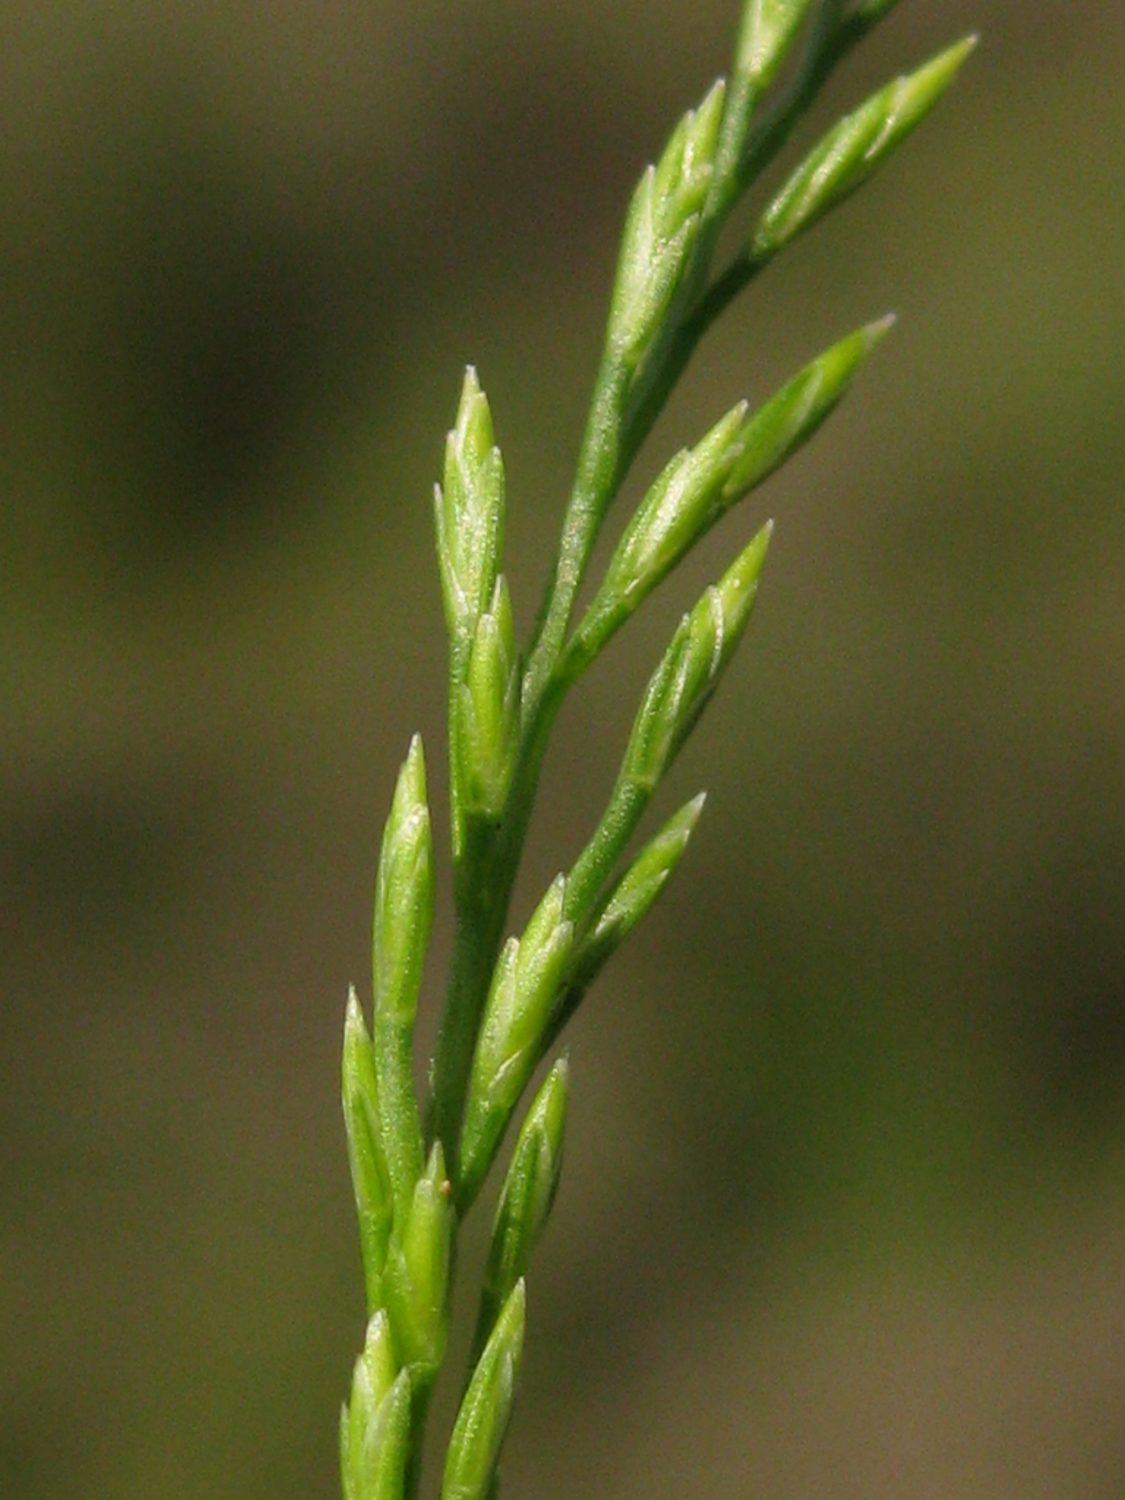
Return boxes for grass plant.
[338,4,973,1497]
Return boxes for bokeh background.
[3,1,1123,1496]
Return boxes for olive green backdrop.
[2,2,1122,1496]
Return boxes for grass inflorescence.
[338,4,973,1498]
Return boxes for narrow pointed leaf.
[539,794,708,1058]
[459,575,521,822]
[343,1316,412,1500]
[567,403,749,674]
[562,526,769,929]
[373,736,433,1225]
[342,989,393,1311]
[436,367,506,646]
[473,1060,569,1359]
[571,793,706,992]
[608,81,726,368]
[358,1370,413,1500]
[443,1282,526,1500]
[721,315,893,496]
[373,736,434,1028]
[652,78,728,229]
[623,521,773,794]
[384,1143,453,1388]
[753,36,977,257]
[459,879,573,1206]
[609,183,698,371]
[570,319,885,679]
[347,1311,399,1470]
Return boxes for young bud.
[735,0,817,88]
[609,175,697,371]
[341,1359,412,1500]
[571,793,706,992]
[607,81,726,369]
[568,322,885,679]
[569,403,749,672]
[473,1060,569,1358]
[346,1310,398,1467]
[459,878,574,1206]
[373,735,434,1029]
[372,736,432,1223]
[435,367,506,645]
[442,1282,526,1500]
[753,36,977,257]
[383,1143,453,1388]
[342,989,393,1312]
[721,316,894,499]
[623,523,773,793]
[458,575,521,822]
[652,78,727,232]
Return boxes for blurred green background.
[2,1,1122,1496]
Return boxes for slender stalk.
[426,834,507,1170]
[524,355,631,707]
[427,700,557,1180]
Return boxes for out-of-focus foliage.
[1,2,1122,1497]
